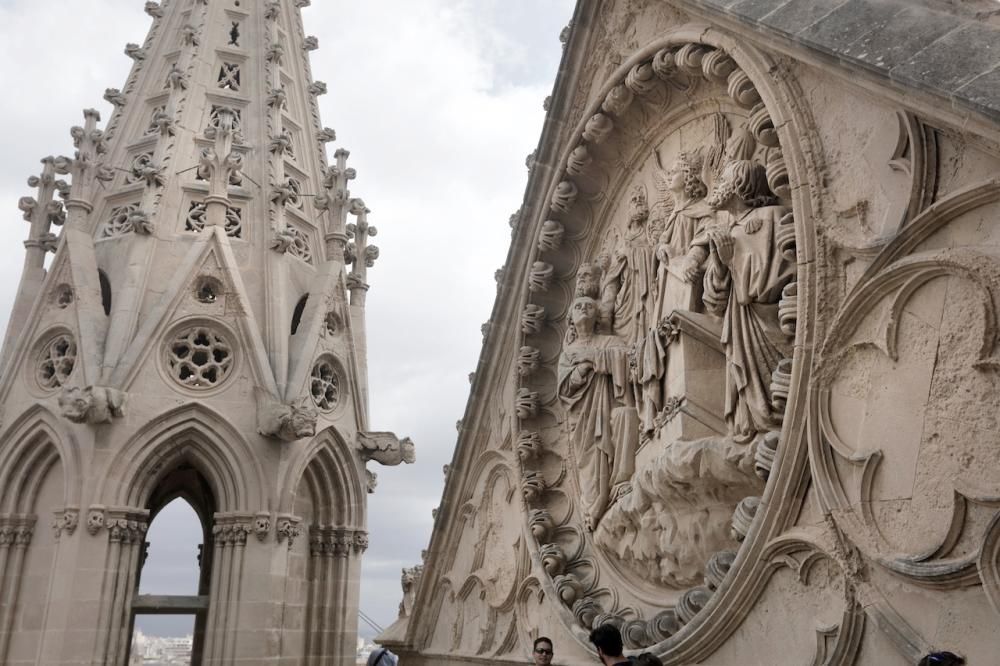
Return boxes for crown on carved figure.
[678,150,704,174]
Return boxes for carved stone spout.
[358,432,416,466]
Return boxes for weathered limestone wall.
[384,1,1000,664]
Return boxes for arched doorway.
[128,462,216,664]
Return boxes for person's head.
[532,636,554,666]
[918,652,964,666]
[707,159,775,211]
[588,623,625,663]
[635,653,663,666]
[366,647,398,666]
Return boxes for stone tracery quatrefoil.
[165,325,235,389]
[36,333,77,391]
[309,356,340,411]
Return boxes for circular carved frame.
[512,24,823,662]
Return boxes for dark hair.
[918,653,964,666]
[533,636,553,651]
[588,624,624,657]
[636,653,663,666]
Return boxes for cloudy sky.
[0,0,574,641]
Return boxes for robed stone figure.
[558,292,639,531]
[697,159,795,442]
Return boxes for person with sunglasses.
[532,636,554,665]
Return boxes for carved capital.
[275,516,303,548]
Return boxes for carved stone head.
[568,296,599,341]
[707,159,775,210]
[574,262,602,299]
[58,386,93,424]
[288,403,318,439]
[86,508,105,535]
[254,513,271,541]
[670,152,707,200]
[627,183,649,226]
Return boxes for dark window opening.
[98,269,112,316]
[291,294,309,335]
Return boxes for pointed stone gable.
[384,1,1000,665]
[0,1,413,663]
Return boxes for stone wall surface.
[383,1,1000,664]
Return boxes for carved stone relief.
[509,32,805,651]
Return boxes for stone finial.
[346,199,379,302]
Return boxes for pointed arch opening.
[291,293,309,335]
[98,268,112,316]
[128,463,217,665]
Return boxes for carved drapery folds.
[513,32,802,654]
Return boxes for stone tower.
[0,1,412,664]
